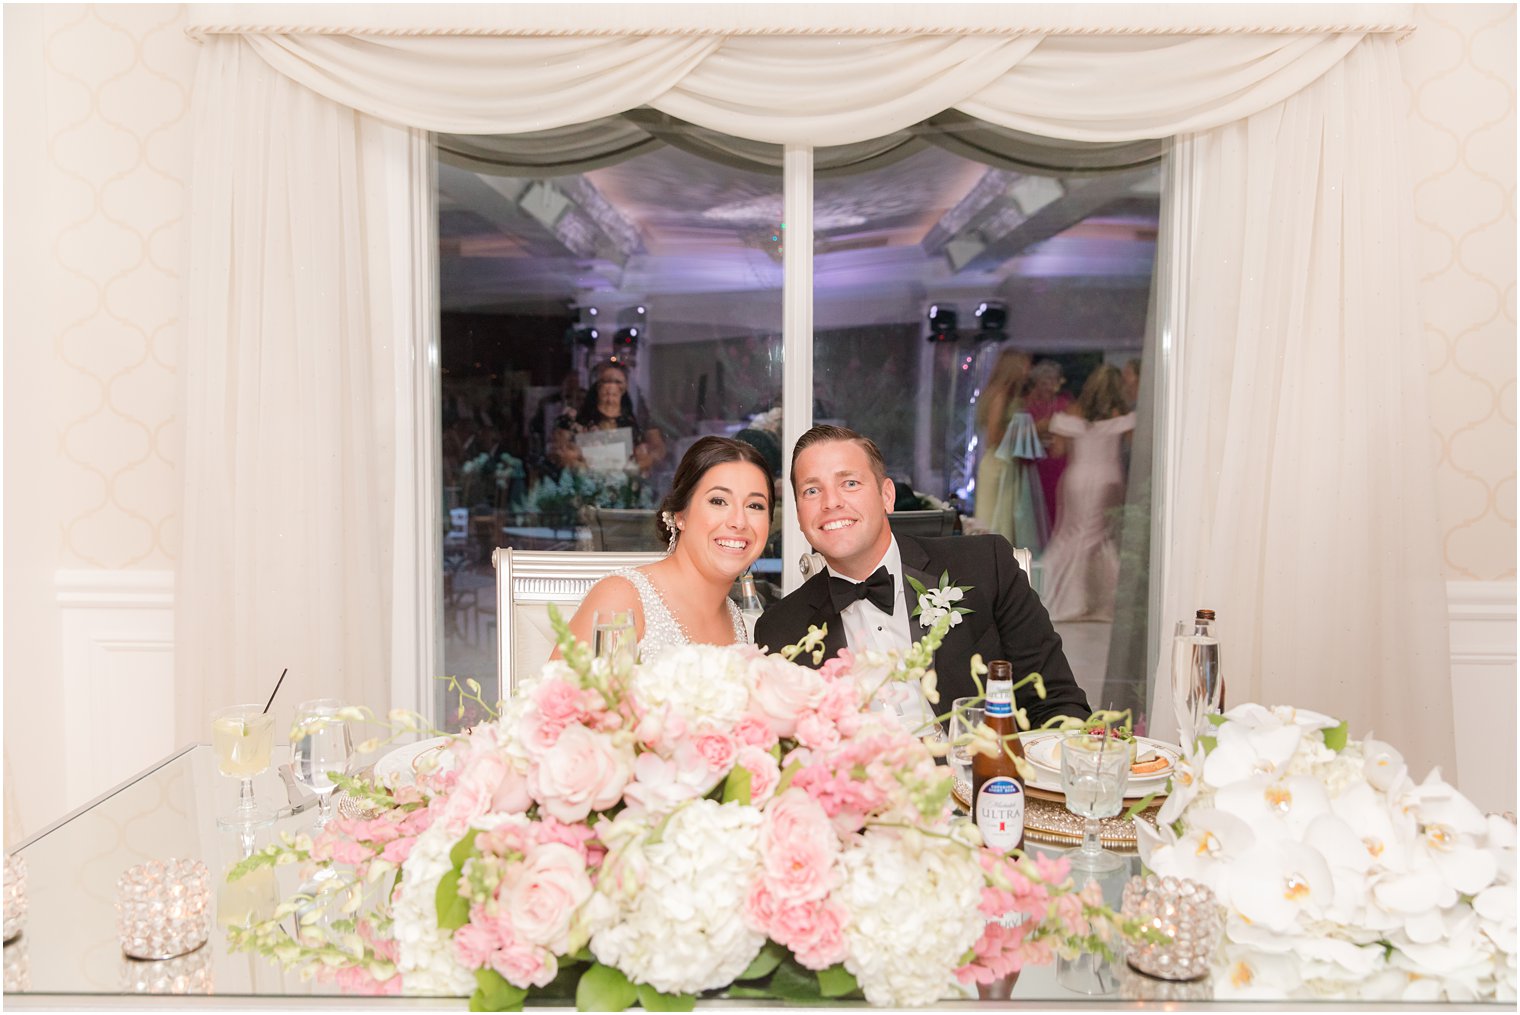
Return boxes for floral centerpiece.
[1138,703,1516,1002]
[522,467,654,524]
[226,616,1149,1009]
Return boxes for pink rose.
[749,656,825,737]
[491,762,533,814]
[771,898,848,970]
[453,913,502,969]
[533,678,587,724]
[794,710,842,752]
[689,726,738,772]
[735,746,781,807]
[818,647,856,680]
[527,725,633,822]
[505,843,592,953]
[490,940,557,989]
[731,714,779,750]
[440,750,507,834]
[761,789,837,903]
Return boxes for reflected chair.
[885,508,960,538]
[583,507,664,552]
[493,548,662,698]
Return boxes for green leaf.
[1323,720,1349,752]
[1123,791,1159,820]
[722,765,753,806]
[723,986,778,999]
[435,867,470,931]
[765,957,822,1001]
[635,983,695,1011]
[451,828,482,869]
[470,968,527,1012]
[577,963,638,1012]
[816,963,858,998]
[905,575,928,599]
[737,941,785,981]
[1196,735,1217,754]
[774,760,801,797]
[1206,712,1228,726]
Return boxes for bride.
[557,436,773,660]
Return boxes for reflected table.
[4,746,1508,1009]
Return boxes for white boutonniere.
[906,570,973,630]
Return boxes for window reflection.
[436,134,783,727]
[810,131,1160,730]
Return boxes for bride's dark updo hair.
[657,436,774,545]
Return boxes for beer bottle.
[973,659,1026,853]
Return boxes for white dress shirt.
[828,537,935,731]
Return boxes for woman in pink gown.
[1023,360,1072,528]
[1039,365,1136,622]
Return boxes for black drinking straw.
[262,668,290,714]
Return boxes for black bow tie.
[828,566,896,615]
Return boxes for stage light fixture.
[926,303,959,343]
[975,300,1008,334]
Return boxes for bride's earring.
[662,511,678,554]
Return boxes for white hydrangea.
[590,799,765,996]
[628,644,752,729]
[835,828,985,1007]
[391,819,480,996]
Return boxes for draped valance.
[194,29,1379,144]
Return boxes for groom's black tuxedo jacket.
[754,533,1090,728]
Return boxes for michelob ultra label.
[975,775,1024,851]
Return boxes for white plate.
[373,736,456,788]
[1019,732,1179,797]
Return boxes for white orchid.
[1145,701,1516,1001]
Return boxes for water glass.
[947,697,984,795]
[1059,733,1130,873]
[1171,620,1221,748]
[210,704,276,829]
[592,609,636,670]
[290,698,353,829]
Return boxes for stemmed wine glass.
[211,704,276,829]
[1059,732,1130,874]
[289,698,353,829]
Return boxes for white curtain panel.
[176,39,420,742]
[1157,36,1453,778]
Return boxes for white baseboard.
[54,569,177,814]
[1448,580,1517,813]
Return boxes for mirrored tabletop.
[3,746,1508,1009]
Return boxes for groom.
[755,425,1090,728]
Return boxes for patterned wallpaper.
[42,3,195,569]
[1403,4,1517,580]
[29,5,1516,578]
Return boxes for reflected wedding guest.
[756,425,1089,726]
[553,359,668,475]
[556,437,772,662]
[1024,359,1072,529]
[1039,365,1136,623]
[973,349,1049,552]
[1121,357,1142,412]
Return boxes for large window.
[434,123,783,725]
[434,115,1162,731]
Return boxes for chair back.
[493,548,663,698]
[584,507,664,552]
[886,508,959,538]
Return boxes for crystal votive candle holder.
[119,944,214,994]
[116,859,211,960]
[3,937,28,992]
[1121,874,1222,981]
[3,855,26,943]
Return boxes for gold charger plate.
[952,779,1162,851]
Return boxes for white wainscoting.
[54,569,177,817]
[1448,580,1518,814]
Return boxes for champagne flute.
[1171,620,1222,749]
[211,704,276,829]
[1059,732,1129,874]
[290,698,353,829]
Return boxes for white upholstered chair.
[493,548,663,698]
